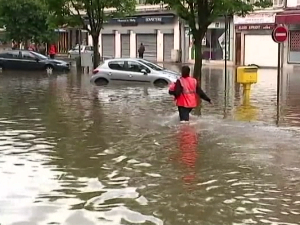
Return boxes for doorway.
[235,33,241,65]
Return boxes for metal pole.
[225,15,228,92]
[209,32,212,60]
[79,29,82,59]
[276,42,281,126]
[224,15,228,118]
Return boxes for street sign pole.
[272,25,288,126]
[224,14,228,119]
[277,42,281,125]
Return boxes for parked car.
[0,50,70,72]
[90,58,179,87]
[68,45,93,59]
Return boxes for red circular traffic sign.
[272,25,288,43]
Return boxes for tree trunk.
[92,34,100,69]
[24,40,29,50]
[193,40,203,83]
[192,32,205,116]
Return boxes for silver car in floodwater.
[90,58,180,87]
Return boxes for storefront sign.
[235,24,275,31]
[103,15,175,25]
[234,13,276,25]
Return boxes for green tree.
[0,0,56,45]
[47,0,136,69]
[147,0,272,81]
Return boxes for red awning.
[275,10,300,24]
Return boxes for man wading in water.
[169,66,212,122]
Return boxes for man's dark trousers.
[178,106,193,121]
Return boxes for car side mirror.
[35,58,39,62]
[141,69,147,75]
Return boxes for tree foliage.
[0,0,56,44]
[147,0,272,80]
[47,0,136,68]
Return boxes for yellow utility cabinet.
[236,66,258,84]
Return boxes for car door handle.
[108,72,112,76]
[128,74,132,77]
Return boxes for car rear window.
[108,61,125,70]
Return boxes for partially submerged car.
[0,50,70,73]
[90,58,179,87]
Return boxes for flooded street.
[1,67,300,225]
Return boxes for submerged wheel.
[95,78,108,86]
[45,65,54,74]
[154,79,168,88]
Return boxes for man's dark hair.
[181,66,190,78]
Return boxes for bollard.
[236,66,258,105]
[242,83,251,105]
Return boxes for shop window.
[202,28,230,61]
[288,31,300,63]
[273,0,283,6]
[136,0,147,4]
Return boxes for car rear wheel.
[45,65,54,74]
[95,78,109,86]
[154,79,168,88]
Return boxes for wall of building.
[280,24,300,70]
[87,13,180,62]
[233,12,282,68]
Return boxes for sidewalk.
[56,54,277,70]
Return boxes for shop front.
[55,28,89,54]
[188,17,234,64]
[234,13,277,68]
[88,13,180,62]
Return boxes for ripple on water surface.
[1,72,300,225]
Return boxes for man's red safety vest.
[168,82,176,103]
[169,82,175,92]
[176,77,198,108]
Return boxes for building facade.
[275,0,300,68]
[232,0,294,68]
[88,11,180,62]
[234,12,279,67]
[57,3,235,63]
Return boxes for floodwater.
[1,67,300,225]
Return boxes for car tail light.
[92,69,99,74]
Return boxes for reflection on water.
[1,68,300,224]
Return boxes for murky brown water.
[1,67,300,225]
